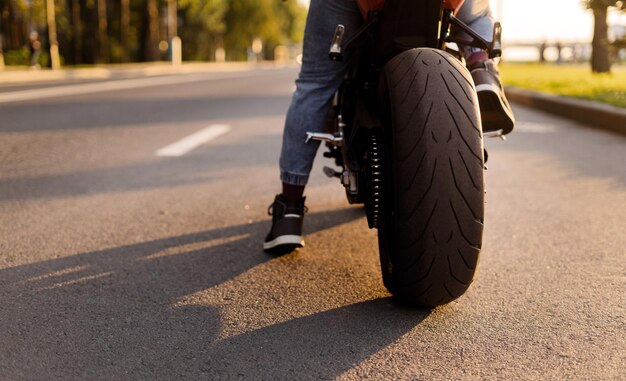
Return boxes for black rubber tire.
[378,48,485,308]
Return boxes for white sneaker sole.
[263,235,305,250]
[475,83,499,94]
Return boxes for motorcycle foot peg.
[305,132,343,145]
[483,130,506,140]
[323,166,341,178]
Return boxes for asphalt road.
[0,67,624,380]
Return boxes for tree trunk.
[168,0,177,40]
[46,0,61,69]
[97,0,109,63]
[0,33,5,70]
[146,0,159,61]
[591,7,611,73]
[72,0,82,64]
[121,0,130,62]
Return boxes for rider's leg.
[279,0,362,188]
[455,0,515,134]
[265,0,362,254]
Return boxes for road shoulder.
[506,86,626,136]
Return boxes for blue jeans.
[280,0,494,186]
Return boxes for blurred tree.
[29,0,48,26]
[71,0,83,64]
[46,0,61,68]
[178,0,227,61]
[224,0,305,60]
[584,0,625,73]
[280,0,306,44]
[224,0,274,60]
[1,0,306,66]
[144,0,159,61]
[265,0,306,58]
[121,0,130,62]
[2,0,44,47]
[167,0,177,40]
[97,0,109,63]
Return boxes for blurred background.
[0,0,308,68]
[0,0,624,69]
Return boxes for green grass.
[499,63,626,108]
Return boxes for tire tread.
[378,48,485,307]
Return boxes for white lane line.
[156,124,231,157]
[0,71,259,104]
[516,121,558,133]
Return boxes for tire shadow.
[202,298,429,380]
[0,207,427,379]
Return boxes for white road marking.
[156,124,231,157]
[516,121,558,133]
[0,71,259,104]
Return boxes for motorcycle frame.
[318,0,500,205]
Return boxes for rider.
[264,0,515,254]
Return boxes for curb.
[505,86,626,136]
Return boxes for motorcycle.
[305,0,504,307]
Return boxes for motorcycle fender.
[443,0,465,13]
[356,0,386,19]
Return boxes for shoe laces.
[267,203,308,216]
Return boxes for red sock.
[466,51,489,67]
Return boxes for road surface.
[0,67,624,380]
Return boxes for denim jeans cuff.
[280,171,309,186]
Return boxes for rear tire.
[378,48,485,308]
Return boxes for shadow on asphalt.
[0,207,428,379]
[202,298,429,379]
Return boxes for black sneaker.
[263,194,307,255]
[470,60,515,135]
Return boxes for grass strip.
[500,63,626,108]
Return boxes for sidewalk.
[0,62,289,85]
[505,86,626,137]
